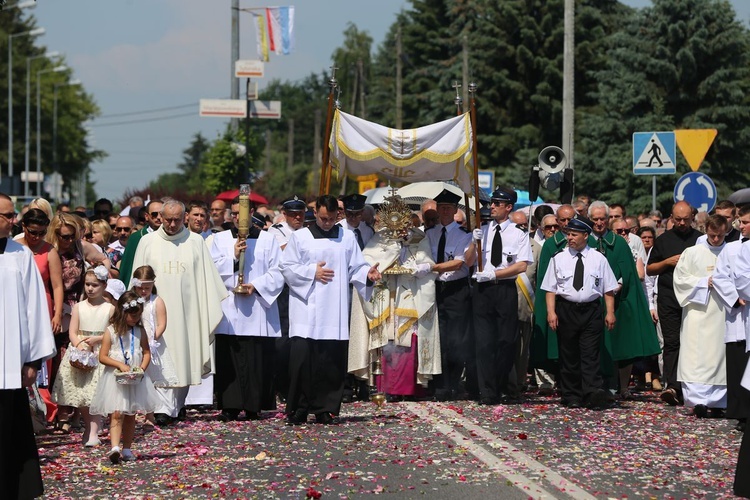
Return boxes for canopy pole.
[453,80,472,233]
[469,82,482,272]
[319,66,338,196]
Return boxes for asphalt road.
[39,391,742,499]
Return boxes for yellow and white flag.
[329,110,474,193]
[252,13,269,62]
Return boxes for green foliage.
[0,10,103,200]
[577,0,750,212]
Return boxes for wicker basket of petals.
[68,347,98,372]
[114,367,144,385]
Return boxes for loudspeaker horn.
[538,146,567,174]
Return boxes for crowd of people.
[2,187,749,497]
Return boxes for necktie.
[573,252,584,291]
[437,227,446,263]
[491,225,503,267]
[354,227,364,250]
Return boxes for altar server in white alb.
[211,198,285,421]
[281,195,382,425]
[0,192,56,499]
[711,205,750,431]
[672,214,728,418]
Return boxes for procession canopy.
[329,110,474,193]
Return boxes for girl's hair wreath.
[122,297,145,311]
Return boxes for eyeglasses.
[57,233,75,241]
[150,211,161,218]
[673,217,691,223]
[25,228,47,237]
[0,211,16,220]
[109,225,116,230]
[615,228,629,235]
[231,212,240,217]
[84,233,93,239]
[490,200,509,206]
[628,226,638,232]
[544,224,559,230]
[114,227,132,233]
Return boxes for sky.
[29,0,750,205]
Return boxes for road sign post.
[633,131,677,211]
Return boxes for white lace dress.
[141,294,179,387]
[89,325,158,416]
[51,300,112,407]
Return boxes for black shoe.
[286,409,307,426]
[154,413,171,426]
[660,388,680,406]
[500,394,522,405]
[433,389,451,402]
[708,407,724,419]
[693,404,708,418]
[478,397,498,406]
[246,411,261,421]
[736,420,746,432]
[217,410,239,422]
[561,399,582,409]
[176,407,187,421]
[587,390,614,410]
[315,412,334,425]
[341,391,353,404]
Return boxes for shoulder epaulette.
[425,225,435,231]
[272,223,283,228]
[459,226,469,233]
[515,224,525,231]
[552,249,564,257]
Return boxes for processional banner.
[329,110,474,193]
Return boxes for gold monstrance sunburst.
[376,187,414,275]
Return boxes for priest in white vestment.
[673,215,728,416]
[280,195,381,425]
[211,202,285,420]
[349,194,441,395]
[0,193,56,499]
[131,199,226,424]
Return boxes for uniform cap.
[252,214,266,228]
[491,187,517,205]
[304,209,316,223]
[282,195,306,212]
[342,193,367,212]
[433,189,462,206]
[565,216,593,234]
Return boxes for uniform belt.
[477,279,516,290]
[558,297,599,308]
[436,277,469,290]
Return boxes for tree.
[176,132,210,192]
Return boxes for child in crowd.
[90,291,158,464]
[51,266,113,445]
[131,265,178,426]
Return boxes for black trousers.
[0,389,44,500]
[556,298,604,404]
[435,279,471,395]
[735,426,750,497]
[214,335,276,413]
[286,337,347,417]
[726,341,750,420]
[657,296,682,392]
[473,280,518,401]
[274,285,291,398]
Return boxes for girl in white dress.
[131,266,178,426]
[51,266,113,446]
[90,291,158,464]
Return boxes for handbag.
[27,384,47,434]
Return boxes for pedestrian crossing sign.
[632,132,676,175]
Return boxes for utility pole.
[287,118,294,173]
[395,24,402,129]
[562,0,575,179]
[230,0,240,131]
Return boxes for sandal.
[53,421,72,435]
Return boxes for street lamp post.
[7,26,44,185]
[52,79,81,201]
[25,51,59,197]
[32,65,66,197]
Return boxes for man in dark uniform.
[339,194,374,250]
[268,195,306,402]
[471,187,533,404]
[646,201,701,405]
[541,216,617,410]
[425,189,474,400]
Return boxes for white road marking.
[403,402,597,500]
